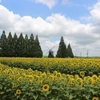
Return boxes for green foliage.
[13,33,18,57]
[56,36,74,58]
[0,31,43,57]
[24,34,29,57]
[28,34,35,57]
[56,36,68,58]
[7,32,14,57]
[67,43,74,58]
[16,33,25,57]
[0,58,100,76]
[31,35,43,57]
[0,30,8,57]
[0,63,100,100]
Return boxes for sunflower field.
[0,57,100,100]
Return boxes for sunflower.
[16,89,21,94]
[12,84,16,87]
[92,97,99,100]
[42,84,50,91]
[70,78,75,85]
[75,74,79,79]
[87,77,93,86]
[53,71,58,76]
[49,75,54,81]
[34,75,39,80]
[42,72,47,78]
[57,73,61,77]
[92,74,98,82]
[76,78,83,86]
[79,71,85,77]
[9,75,13,79]
[66,74,70,79]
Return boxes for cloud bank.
[0,1,100,56]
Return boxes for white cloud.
[0,5,21,34]
[90,2,100,23]
[0,3,100,56]
[32,0,57,9]
[31,0,71,8]
[62,0,70,5]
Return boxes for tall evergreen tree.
[7,32,14,57]
[13,33,18,57]
[0,30,8,56]
[28,34,35,57]
[24,34,29,57]
[16,33,25,57]
[67,43,74,58]
[34,35,43,57]
[56,36,68,58]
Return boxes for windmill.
[45,46,55,58]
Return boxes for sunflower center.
[44,86,48,89]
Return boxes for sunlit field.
[0,57,100,100]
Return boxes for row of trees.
[0,31,43,57]
[56,36,74,58]
[0,31,74,58]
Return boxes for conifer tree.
[16,33,25,57]
[67,43,74,58]
[0,30,8,56]
[28,34,35,57]
[34,35,43,57]
[24,34,29,57]
[13,33,18,57]
[7,32,14,57]
[56,36,68,58]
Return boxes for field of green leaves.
[0,57,100,100]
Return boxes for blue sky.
[0,0,100,56]
[1,0,98,20]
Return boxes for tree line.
[0,31,74,58]
[56,36,74,58]
[0,31,43,57]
